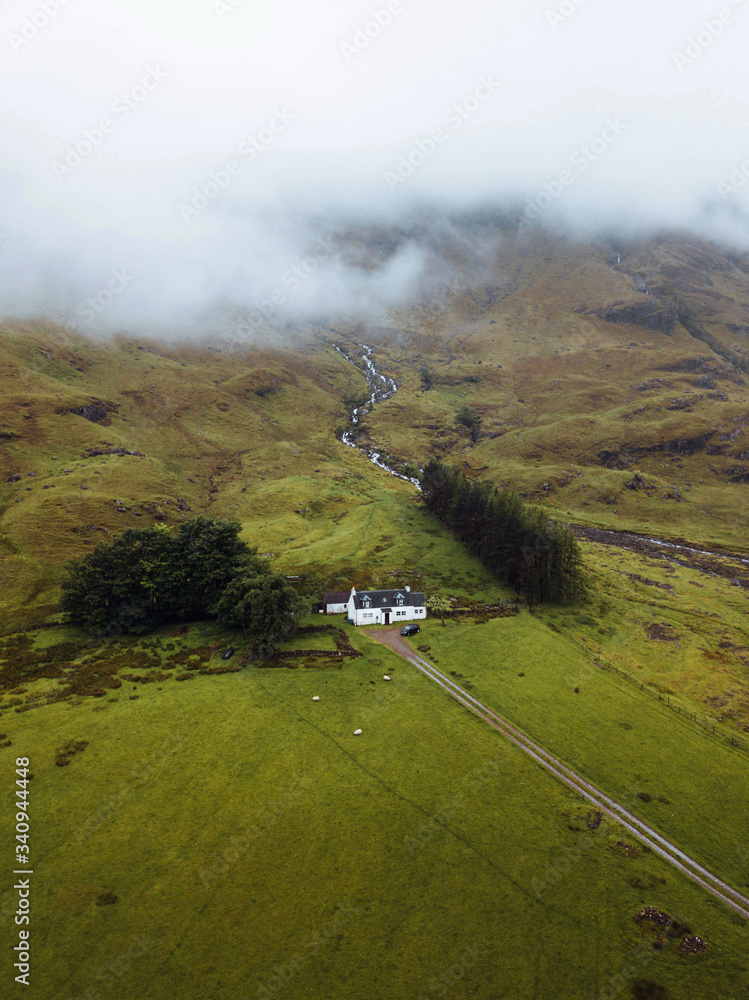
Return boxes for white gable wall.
[325,602,348,614]
[346,589,427,626]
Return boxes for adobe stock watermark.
[522,117,627,224]
[316,1,366,51]
[226,237,336,339]
[52,67,169,180]
[716,151,749,200]
[340,1,404,61]
[254,904,361,1000]
[594,948,655,1000]
[415,940,488,1000]
[385,75,500,190]
[178,108,295,223]
[7,0,72,53]
[198,772,313,887]
[531,828,598,898]
[213,0,246,20]
[70,268,135,329]
[544,0,591,30]
[72,734,186,845]
[69,934,154,1000]
[403,751,506,854]
[672,0,748,71]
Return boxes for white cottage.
[346,587,427,626]
[322,591,351,614]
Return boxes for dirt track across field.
[370,626,749,921]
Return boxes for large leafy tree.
[425,593,452,626]
[214,573,300,655]
[169,516,265,618]
[59,517,282,638]
[60,524,177,636]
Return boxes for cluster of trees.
[455,406,482,442]
[60,517,299,649]
[419,460,588,607]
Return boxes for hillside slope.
[1,224,748,729]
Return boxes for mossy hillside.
[365,335,748,547]
[5,228,749,631]
[357,233,749,547]
[3,306,747,757]
[2,299,747,637]
[1,629,747,1000]
[541,538,749,735]
[1,324,509,631]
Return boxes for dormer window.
[395,593,405,606]
[361,596,371,608]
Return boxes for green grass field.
[416,614,749,888]
[2,624,748,1000]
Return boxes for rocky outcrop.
[58,399,118,425]
[725,465,749,484]
[83,445,145,459]
[597,431,715,468]
[596,299,676,333]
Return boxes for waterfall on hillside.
[333,343,421,489]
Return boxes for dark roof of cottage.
[323,591,350,605]
[353,589,425,610]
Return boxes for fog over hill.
[1,0,749,337]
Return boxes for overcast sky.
[2,0,749,335]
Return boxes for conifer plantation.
[419,460,588,606]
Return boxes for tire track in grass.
[371,629,749,922]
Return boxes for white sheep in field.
[353,729,362,736]
[312,696,320,702]
[383,675,390,681]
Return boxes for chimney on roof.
[350,586,356,595]
[405,585,410,592]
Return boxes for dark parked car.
[400,624,420,636]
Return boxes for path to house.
[370,626,749,921]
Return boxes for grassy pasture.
[417,614,749,889]
[1,626,748,999]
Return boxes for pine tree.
[418,461,587,605]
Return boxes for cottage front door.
[383,611,390,625]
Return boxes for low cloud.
[0,0,748,338]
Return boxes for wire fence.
[565,633,748,756]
